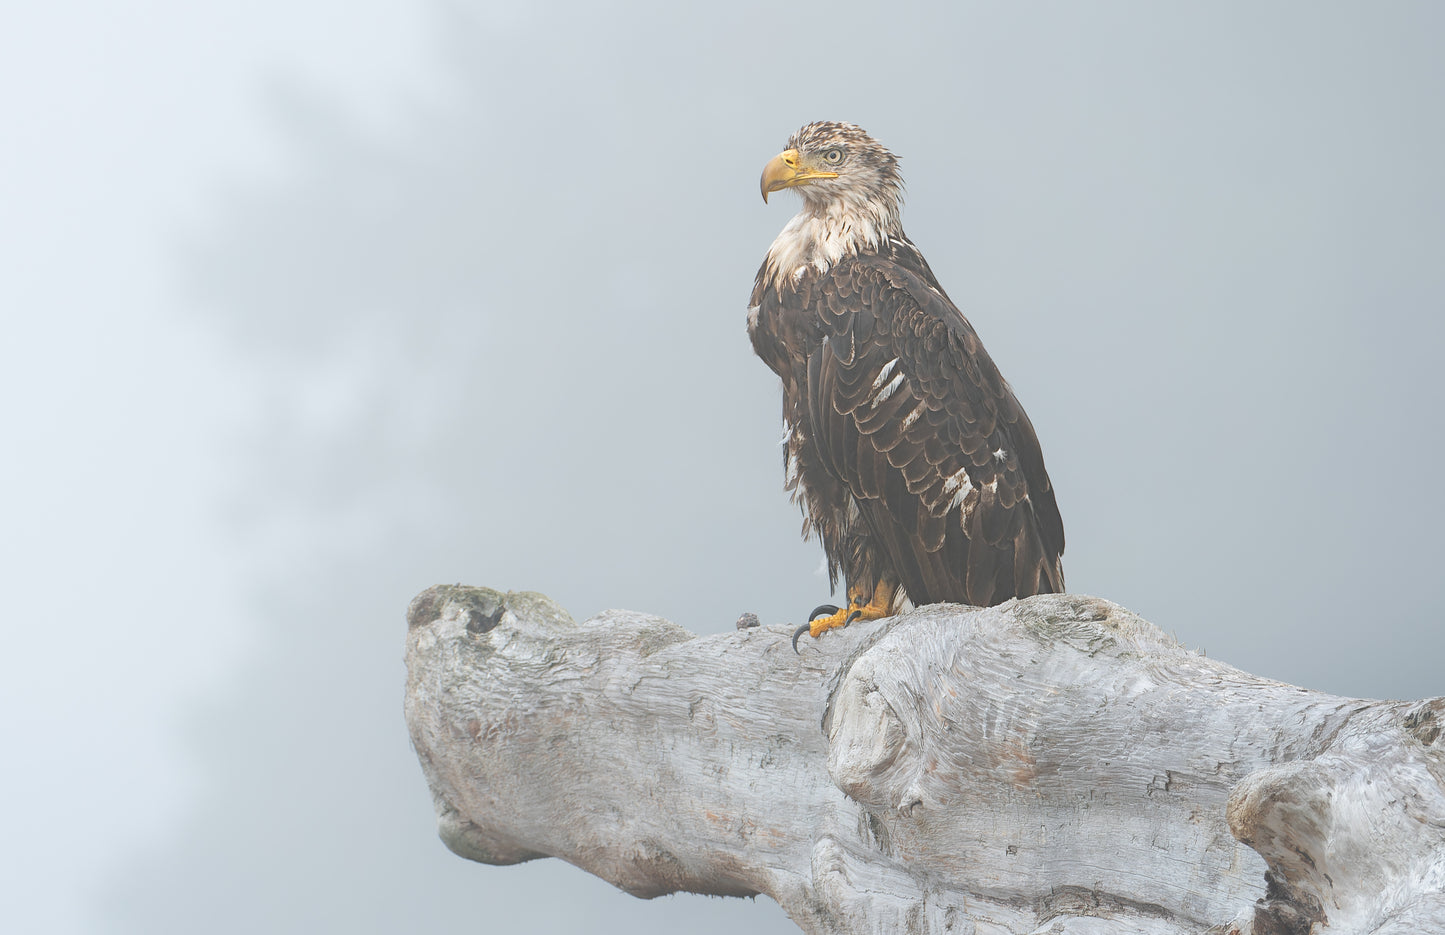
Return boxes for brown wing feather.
[806,250,1064,607]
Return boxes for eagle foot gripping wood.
[794,579,899,652]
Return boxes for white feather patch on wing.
[899,400,928,433]
[870,372,905,408]
[943,467,975,514]
[870,358,899,391]
[942,466,971,494]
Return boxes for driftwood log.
[404,585,1445,934]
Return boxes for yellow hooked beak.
[760,148,839,203]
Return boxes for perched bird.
[748,121,1065,651]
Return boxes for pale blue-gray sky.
[4,3,1443,932]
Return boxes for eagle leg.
[792,580,897,652]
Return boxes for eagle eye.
[822,148,844,164]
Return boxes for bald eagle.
[748,121,1065,650]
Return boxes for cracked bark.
[404,586,1445,934]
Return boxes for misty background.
[4,3,1443,932]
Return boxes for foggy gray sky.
[4,3,1444,932]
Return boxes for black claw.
[845,609,862,626]
[792,623,812,654]
[809,604,840,621]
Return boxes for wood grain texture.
[405,586,1445,934]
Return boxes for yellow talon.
[793,580,898,652]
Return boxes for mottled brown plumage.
[750,122,1064,625]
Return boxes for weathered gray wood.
[404,586,1445,934]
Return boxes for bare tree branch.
[404,586,1445,934]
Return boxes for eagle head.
[759,122,905,285]
[761,121,902,217]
